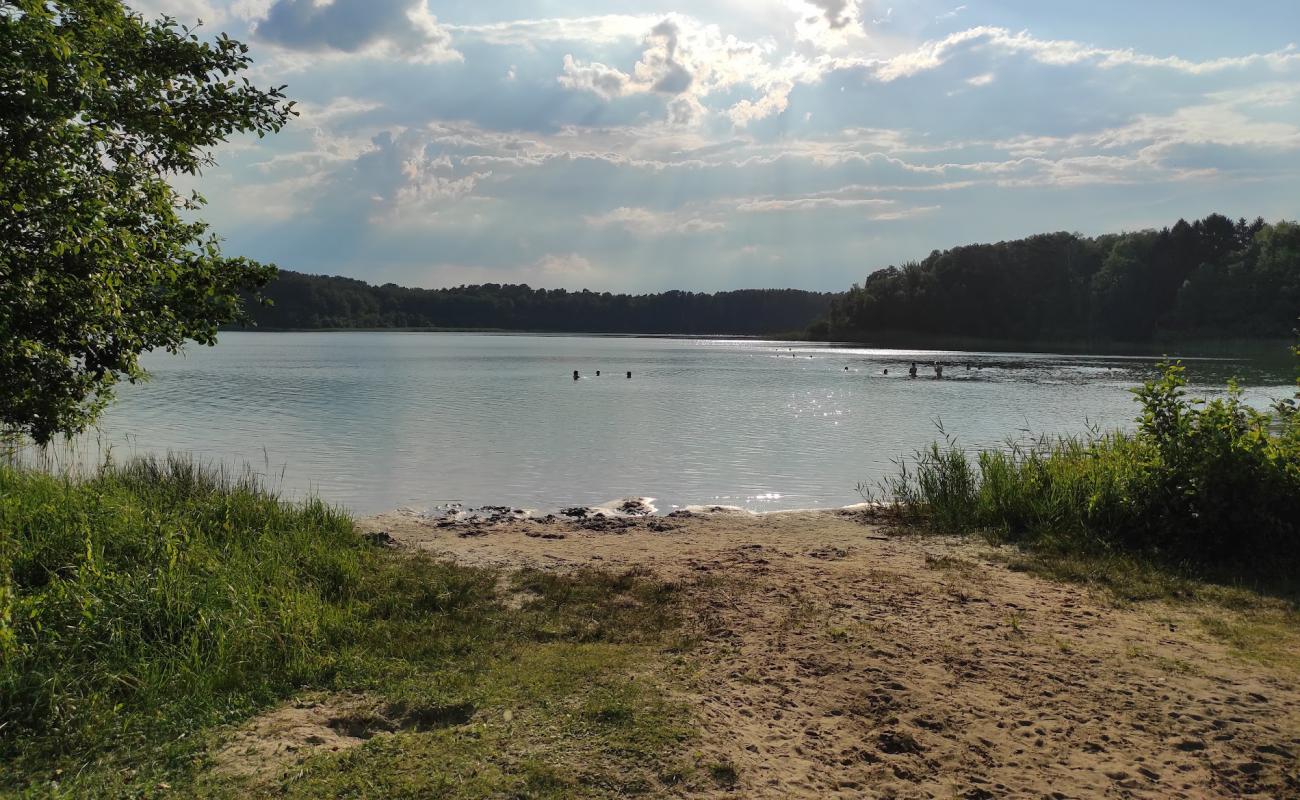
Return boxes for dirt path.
[361,508,1300,799]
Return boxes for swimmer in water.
[908,362,918,378]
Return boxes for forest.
[241,275,835,336]
[243,213,1296,342]
[824,214,1299,343]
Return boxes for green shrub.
[885,359,1300,579]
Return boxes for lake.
[57,332,1295,516]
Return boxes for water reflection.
[58,332,1294,515]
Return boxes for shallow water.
[56,332,1296,515]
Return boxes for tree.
[1,1,294,443]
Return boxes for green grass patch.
[877,361,1300,599]
[1197,612,1300,673]
[0,458,697,798]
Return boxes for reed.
[880,361,1300,588]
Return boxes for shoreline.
[221,327,1294,360]
[391,497,883,526]
[350,505,1300,799]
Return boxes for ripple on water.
[79,333,1294,515]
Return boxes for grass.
[0,458,698,798]
[878,362,1300,591]
[876,360,1300,671]
[1196,612,1300,673]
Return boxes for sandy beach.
[352,506,1300,800]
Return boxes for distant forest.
[242,274,835,336]
[243,213,1297,341]
[823,214,1299,343]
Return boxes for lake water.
[58,333,1295,516]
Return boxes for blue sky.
[135,0,1300,292]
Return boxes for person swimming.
[908,362,917,378]
[934,361,944,379]
[573,370,580,380]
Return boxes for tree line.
[247,213,1296,343]
[822,214,1299,343]
[240,273,836,336]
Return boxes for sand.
[356,506,1300,799]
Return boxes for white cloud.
[182,3,1300,292]
[737,196,894,212]
[867,27,1300,83]
[251,0,461,63]
[448,15,661,47]
[551,13,810,127]
[870,204,940,221]
[585,206,724,235]
[559,55,632,99]
[295,96,384,126]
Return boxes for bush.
[884,359,1300,579]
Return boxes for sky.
[132,0,1300,292]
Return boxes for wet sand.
[360,506,1300,799]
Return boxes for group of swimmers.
[907,361,978,378]
[573,370,631,380]
[907,361,943,378]
[840,361,974,378]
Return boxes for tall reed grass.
[0,456,495,788]
[879,362,1300,581]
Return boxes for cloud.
[252,0,461,62]
[535,253,601,283]
[554,14,799,126]
[737,196,894,212]
[448,15,660,47]
[558,55,631,100]
[557,19,698,102]
[869,204,940,221]
[185,3,1300,294]
[585,206,724,236]
[805,0,860,30]
[295,96,384,126]
[728,82,794,127]
[868,27,1300,83]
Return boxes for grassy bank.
[0,459,697,798]
[880,359,1300,595]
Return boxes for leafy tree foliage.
[827,214,1298,343]
[1,1,293,443]
[244,272,836,336]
